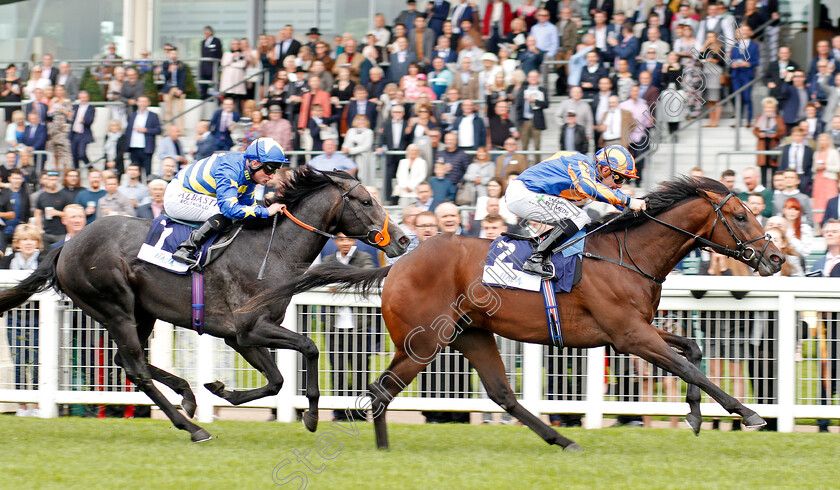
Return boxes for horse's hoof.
[685,413,702,436]
[204,381,225,396]
[564,443,584,452]
[191,429,213,443]
[302,411,318,432]
[376,444,390,451]
[742,413,766,428]
[182,399,197,419]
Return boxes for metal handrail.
[160,64,271,125]
[714,149,781,176]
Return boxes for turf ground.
[1,416,838,489]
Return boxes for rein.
[581,192,770,284]
[642,192,770,269]
[279,178,392,246]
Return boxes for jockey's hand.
[267,202,286,216]
[628,198,646,212]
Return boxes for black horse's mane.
[243,167,357,230]
[588,176,730,234]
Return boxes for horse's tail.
[245,263,392,312]
[0,246,62,313]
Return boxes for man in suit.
[608,24,640,74]
[636,48,663,88]
[209,98,241,151]
[408,15,437,67]
[810,219,840,432]
[427,0,451,38]
[40,54,59,86]
[387,37,418,84]
[69,90,95,169]
[274,25,301,64]
[730,26,760,123]
[157,124,187,168]
[514,70,549,162]
[495,138,529,178]
[21,112,47,172]
[435,87,463,127]
[0,169,30,250]
[450,0,474,35]
[822,193,840,228]
[448,99,486,151]
[559,110,588,154]
[333,38,364,83]
[395,0,426,36]
[588,0,613,18]
[554,86,594,150]
[125,95,161,177]
[49,204,86,250]
[162,47,187,123]
[774,69,809,131]
[193,120,216,163]
[378,105,412,204]
[24,88,49,122]
[638,71,661,109]
[579,50,609,99]
[764,46,799,90]
[596,95,632,148]
[55,62,80,100]
[778,128,814,195]
[591,77,614,145]
[136,179,167,219]
[342,85,378,135]
[450,56,479,100]
[199,26,223,100]
[433,35,458,65]
[639,27,669,64]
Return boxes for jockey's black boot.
[172,214,232,266]
[522,220,580,279]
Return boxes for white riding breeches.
[503,179,591,230]
[163,178,222,222]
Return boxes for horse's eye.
[362,200,372,206]
[735,214,747,222]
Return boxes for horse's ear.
[696,188,724,204]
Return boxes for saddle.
[137,215,243,274]
[482,232,584,293]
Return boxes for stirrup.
[172,248,198,266]
[522,257,556,279]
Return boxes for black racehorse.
[0,168,408,442]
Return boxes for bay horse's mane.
[588,176,730,234]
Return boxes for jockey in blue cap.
[502,145,647,278]
[165,137,290,265]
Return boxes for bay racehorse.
[254,177,784,451]
[0,168,408,442]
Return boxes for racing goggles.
[252,160,285,175]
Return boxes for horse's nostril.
[399,236,409,246]
[771,255,782,263]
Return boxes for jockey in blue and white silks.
[165,137,290,265]
[503,146,647,278]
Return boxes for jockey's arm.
[213,159,270,220]
[568,159,631,209]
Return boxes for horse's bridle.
[280,178,392,247]
[643,192,771,270]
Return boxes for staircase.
[642,118,760,191]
